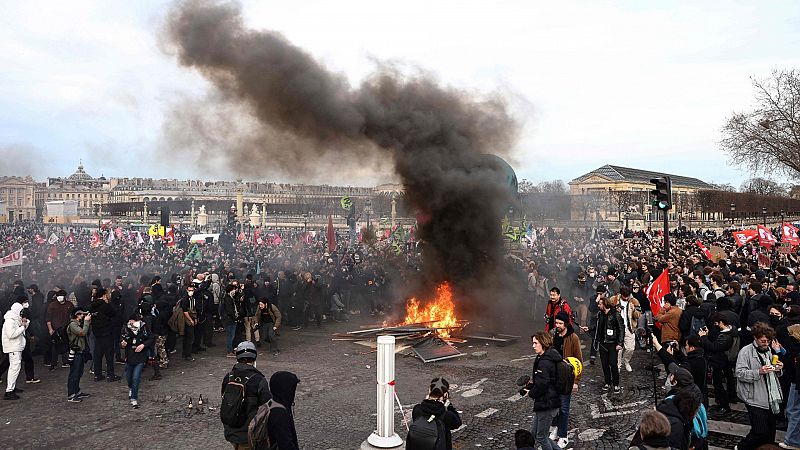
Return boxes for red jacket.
[545,299,573,332]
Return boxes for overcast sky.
[1,0,799,187]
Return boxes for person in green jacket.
[66,307,92,403]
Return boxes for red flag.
[695,240,712,260]
[64,232,76,245]
[90,232,101,248]
[254,228,261,245]
[733,229,758,247]
[115,227,124,239]
[35,234,45,245]
[165,228,176,247]
[327,216,335,252]
[237,232,245,242]
[302,232,312,245]
[758,224,778,248]
[647,269,670,328]
[782,222,800,246]
[271,234,282,246]
[49,245,57,260]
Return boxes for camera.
[516,375,532,396]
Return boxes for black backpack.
[406,413,445,450]
[220,371,254,427]
[553,359,575,395]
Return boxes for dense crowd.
[1,220,799,449]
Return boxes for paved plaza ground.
[0,315,760,449]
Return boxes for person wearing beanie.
[2,302,28,400]
[551,312,581,447]
[220,341,271,448]
[606,267,621,297]
[410,376,461,450]
[66,307,92,402]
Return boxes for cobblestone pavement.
[0,317,766,449]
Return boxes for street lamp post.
[781,209,785,226]
[730,203,736,229]
[762,207,767,228]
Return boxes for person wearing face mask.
[3,300,29,400]
[120,313,154,408]
[223,283,242,358]
[179,283,200,362]
[46,290,73,370]
[735,322,785,450]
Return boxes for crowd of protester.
[1,220,799,449]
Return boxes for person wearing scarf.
[120,314,154,408]
[735,322,784,449]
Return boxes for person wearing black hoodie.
[655,389,700,450]
[89,288,120,382]
[221,341,271,449]
[268,371,301,450]
[409,376,461,450]
[699,313,738,413]
[526,331,562,450]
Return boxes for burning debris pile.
[333,283,469,362]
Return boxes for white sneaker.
[557,437,569,448]
[625,362,632,372]
[549,426,558,440]
[779,443,800,450]
[130,399,138,407]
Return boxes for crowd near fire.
[4,1,800,449]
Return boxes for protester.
[409,376,461,450]
[526,331,561,450]
[616,286,641,373]
[2,301,28,400]
[120,313,154,408]
[595,295,625,393]
[699,313,738,413]
[257,298,281,356]
[66,307,91,403]
[220,341,272,450]
[630,409,677,450]
[551,312,581,448]
[544,287,572,332]
[89,288,120,382]
[45,290,73,370]
[267,371,301,450]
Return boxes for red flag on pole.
[782,222,800,246]
[695,240,712,260]
[758,224,778,248]
[49,245,57,260]
[165,227,176,247]
[327,216,335,252]
[732,229,758,247]
[647,269,670,328]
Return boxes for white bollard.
[366,335,404,448]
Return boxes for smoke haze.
[163,0,520,301]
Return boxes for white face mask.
[664,375,676,391]
[57,296,65,304]
[188,291,194,296]
[22,302,29,309]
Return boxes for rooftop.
[570,165,712,189]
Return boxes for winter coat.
[597,309,625,346]
[678,305,705,342]
[656,397,691,450]
[553,325,583,382]
[121,322,155,366]
[545,298,573,332]
[684,349,708,403]
[736,343,783,410]
[89,299,117,337]
[2,304,27,353]
[67,318,91,351]
[657,306,682,343]
[268,371,300,450]
[616,296,641,333]
[528,347,562,411]
[411,398,462,450]
[222,292,241,327]
[221,362,272,445]
[701,327,736,369]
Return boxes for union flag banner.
[0,249,23,268]
[164,228,176,247]
[646,269,670,328]
[733,229,758,247]
[758,224,778,248]
[782,222,800,246]
[695,240,712,260]
[90,232,101,248]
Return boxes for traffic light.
[650,177,672,211]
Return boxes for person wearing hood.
[662,363,705,450]
[409,376,461,450]
[551,312,581,448]
[267,371,301,450]
[221,341,271,449]
[514,429,536,450]
[120,313,154,408]
[655,389,701,450]
[699,313,739,414]
[736,322,784,449]
[45,289,73,370]
[526,331,562,450]
[89,288,120,382]
[2,301,29,400]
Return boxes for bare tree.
[721,69,800,179]
[518,179,539,194]
[710,183,737,192]
[537,180,568,194]
[740,177,787,196]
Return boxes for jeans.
[5,352,21,392]
[785,383,800,447]
[93,335,116,378]
[556,393,571,438]
[259,323,279,352]
[739,403,777,450]
[599,343,620,386]
[532,407,560,450]
[226,324,237,353]
[125,362,144,401]
[67,353,85,398]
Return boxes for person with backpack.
[629,409,678,450]
[220,341,271,449]
[525,331,562,450]
[120,313,154,408]
[408,377,461,450]
[262,371,301,450]
[699,313,738,414]
[257,298,281,356]
[551,311,581,448]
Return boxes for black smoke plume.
[164,0,519,302]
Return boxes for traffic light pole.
[663,209,669,262]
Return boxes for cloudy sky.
[1,0,799,187]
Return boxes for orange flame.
[401,282,458,338]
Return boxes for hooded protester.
[2,302,28,400]
[45,288,72,369]
[654,389,700,450]
[630,409,677,450]
[268,371,301,450]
